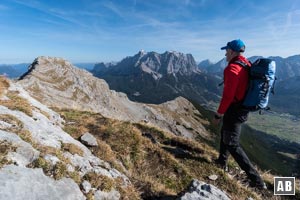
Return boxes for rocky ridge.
[18,56,209,139]
[93,50,199,80]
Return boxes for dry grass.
[58,110,198,198]
[59,109,289,200]
[0,114,24,132]
[0,91,33,116]
[84,172,115,192]
[30,157,52,175]
[61,143,84,156]
[90,139,123,172]
[0,76,10,96]
[0,141,16,168]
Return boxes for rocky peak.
[109,50,199,80]
[160,51,198,75]
[19,56,80,80]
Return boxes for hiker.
[213,39,266,189]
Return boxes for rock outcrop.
[0,81,130,200]
[179,179,230,200]
[0,165,86,200]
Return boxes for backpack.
[234,58,276,112]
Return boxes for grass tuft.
[62,143,84,156]
[84,172,115,192]
[0,141,16,168]
[0,91,33,116]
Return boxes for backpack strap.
[233,60,250,69]
[218,60,250,87]
[232,60,251,103]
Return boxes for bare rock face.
[18,56,210,139]
[80,132,98,147]
[179,179,230,200]
[0,165,85,200]
[0,130,39,167]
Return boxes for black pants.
[218,103,264,185]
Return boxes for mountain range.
[0,63,29,78]
[91,51,221,106]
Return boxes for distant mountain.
[197,58,224,75]
[91,62,116,74]
[197,59,214,72]
[268,55,300,81]
[73,62,96,70]
[0,63,29,78]
[91,51,221,105]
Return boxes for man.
[214,39,266,189]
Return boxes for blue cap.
[221,39,246,52]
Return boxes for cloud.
[101,1,126,19]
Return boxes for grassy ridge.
[59,109,263,200]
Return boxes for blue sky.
[0,0,300,64]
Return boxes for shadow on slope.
[241,125,300,177]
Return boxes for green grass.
[247,112,300,143]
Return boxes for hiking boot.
[214,159,228,172]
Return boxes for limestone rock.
[0,130,39,167]
[179,179,230,200]
[0,165,85,200]
[80,132,98,147]
[208,174,218,181]
[94,190,120,200]
[44,154,60,166]
[81,180,92,194]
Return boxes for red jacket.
[217,55,250,114]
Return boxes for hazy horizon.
[1,51,300,65]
